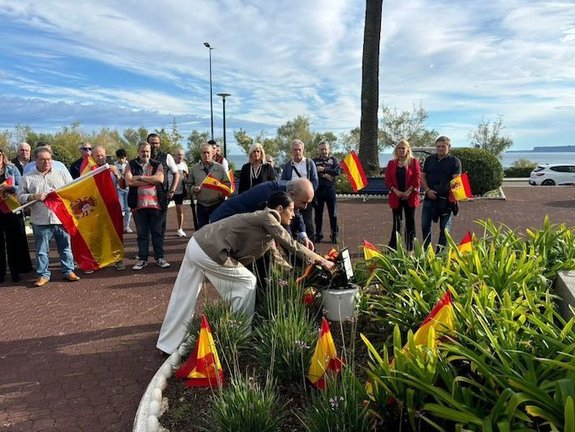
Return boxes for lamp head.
[204,42,211,48]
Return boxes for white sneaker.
[156,258,171,268]
[124,226,133,233]
[132,260,148,270]
[176,228,187,237]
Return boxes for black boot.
[330,233,339,244]
[315,233,323,243]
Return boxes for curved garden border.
[133,347,185,432]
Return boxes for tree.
[467,115,513,159]
[339,127,361,153]
[380,104,438,149]
[123,127,149,147]
[358,0,383,175]
[275,115,315,158]
[234,129,281,161]
[186,129,210,163]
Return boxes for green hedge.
[504,166,534,177]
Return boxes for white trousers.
[156,238,256,354]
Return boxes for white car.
[529,164,575,186]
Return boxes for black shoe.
[11,274,21,283]
[315,234,323,243]
[330,234,339,244]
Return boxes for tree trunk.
[359,0,383,175]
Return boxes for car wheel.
[541,179,556,186]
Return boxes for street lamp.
[203,42,214,140]
[217,93,231,158]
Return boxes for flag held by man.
[341,151,368,192]
[449,172,473,202]
[43,166,124,272]
[176,315,225,388]
[201,173,232,197]
[308,317,343,389]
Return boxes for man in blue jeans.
[420,136,461,251]
[19,147,80,287]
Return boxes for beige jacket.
[194,208,321,267]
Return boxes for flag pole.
[11,164,110,214]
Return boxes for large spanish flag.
[0,177,20,214]
[175,315,224,388]
[308,318,343,389]
[43,165,124,272]
[201,173,232,197]
[449,172,472,202]
[341,151,368,192]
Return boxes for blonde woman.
[385,139,421,250]
[238,143,276,194]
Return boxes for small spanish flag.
[362,240,383,261]
[411,291,454,347]
[449,172,472,202]
[458,232,473,254]
[175,315,225,388]
[308,318,343,389]
[80,155,98,176]
[201,173,232,197]
[341,151,368,192]
[227,169,236,194]
[0,177,20,214]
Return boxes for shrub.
[451,147,503,195]
[504,166,533,177]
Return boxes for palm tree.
[359,0,383,175]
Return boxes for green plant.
[209,374,285,432]
[302,367,375,432]
[451,147,503,195]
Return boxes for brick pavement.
[1,186,574,431]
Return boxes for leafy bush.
[451,147,503,195]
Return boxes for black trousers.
[0,212,32,282]
[314,185,338,238]
[389,201,416,251]
[196,202,222,230]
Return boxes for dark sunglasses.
[81,147,92,151]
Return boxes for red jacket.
[385,158,421,209]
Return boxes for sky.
[0,0,574,153]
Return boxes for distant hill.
[531,145,575,152]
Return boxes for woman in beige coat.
[157,191,334,354]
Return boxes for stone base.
[555,271,575,320]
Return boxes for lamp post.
[217,93,231,158]
[203,42,214,140]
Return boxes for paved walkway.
[1,186,574,431]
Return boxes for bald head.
[286,178,314,210]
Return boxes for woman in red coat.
[385,140,421,250]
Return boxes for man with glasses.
[23,142,68,175]
[420,136,462,251]
[69,142,93,179]
[19,147,80,287]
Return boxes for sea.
[226,151,575,170]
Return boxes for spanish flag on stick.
[449,172,472,202]
[308,318,344,389]
[0,177,20,214]
[80,155,98,176]
[341,151,368,192]
[176,315,225,388]
[458,232,473,254]
[411,291,454,347]
[43,165,124,272]
[362,240,383,261]
[201,173,232,197]
[227,169,236,194]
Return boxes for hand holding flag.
[200,173,232,197]
[449,172,472,202]
[0,177,20,214]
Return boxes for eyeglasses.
[81,147,92,151]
